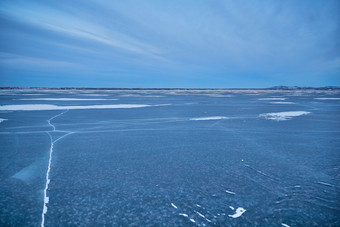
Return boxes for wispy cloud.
[0,0,339,87]
[0,53,77,67]
[0,4,165,60]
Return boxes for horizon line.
[1,86,339,90]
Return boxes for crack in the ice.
[41,110,73,227]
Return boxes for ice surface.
[228,207,246,218]
[0,89,339,226]
[189,116,229,121]
[259,111,310,121]
[0,104,159,111]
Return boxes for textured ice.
[0,104,158,111]
[190,116,229,121]
[259,111,310,121]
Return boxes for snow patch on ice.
[267,102,296,104]
[0,118,7,123]
[21,94,46,96]
[190,116,229,121]
[78,94,109,96]
[179,213,188,217]
[259,111,310,121]
[258,98,286,101]
[314,98,340,100]
[18,98,118,101]
[0,104,163,111]
[281,223,290,227]
[228,207,246,218]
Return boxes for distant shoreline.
[0,86,339,91]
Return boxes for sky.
[0,0,339,88]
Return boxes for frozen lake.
[0,89,339,226]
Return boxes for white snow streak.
[171,203,178,209]
[225,190,236,195]
[267,102,296,104]
[195,211,212,222]
[190,116,229,121]
[317,181,334,187]
[314,98,340,100]
[259,111,310,121]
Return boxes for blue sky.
[0,0,339,88]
